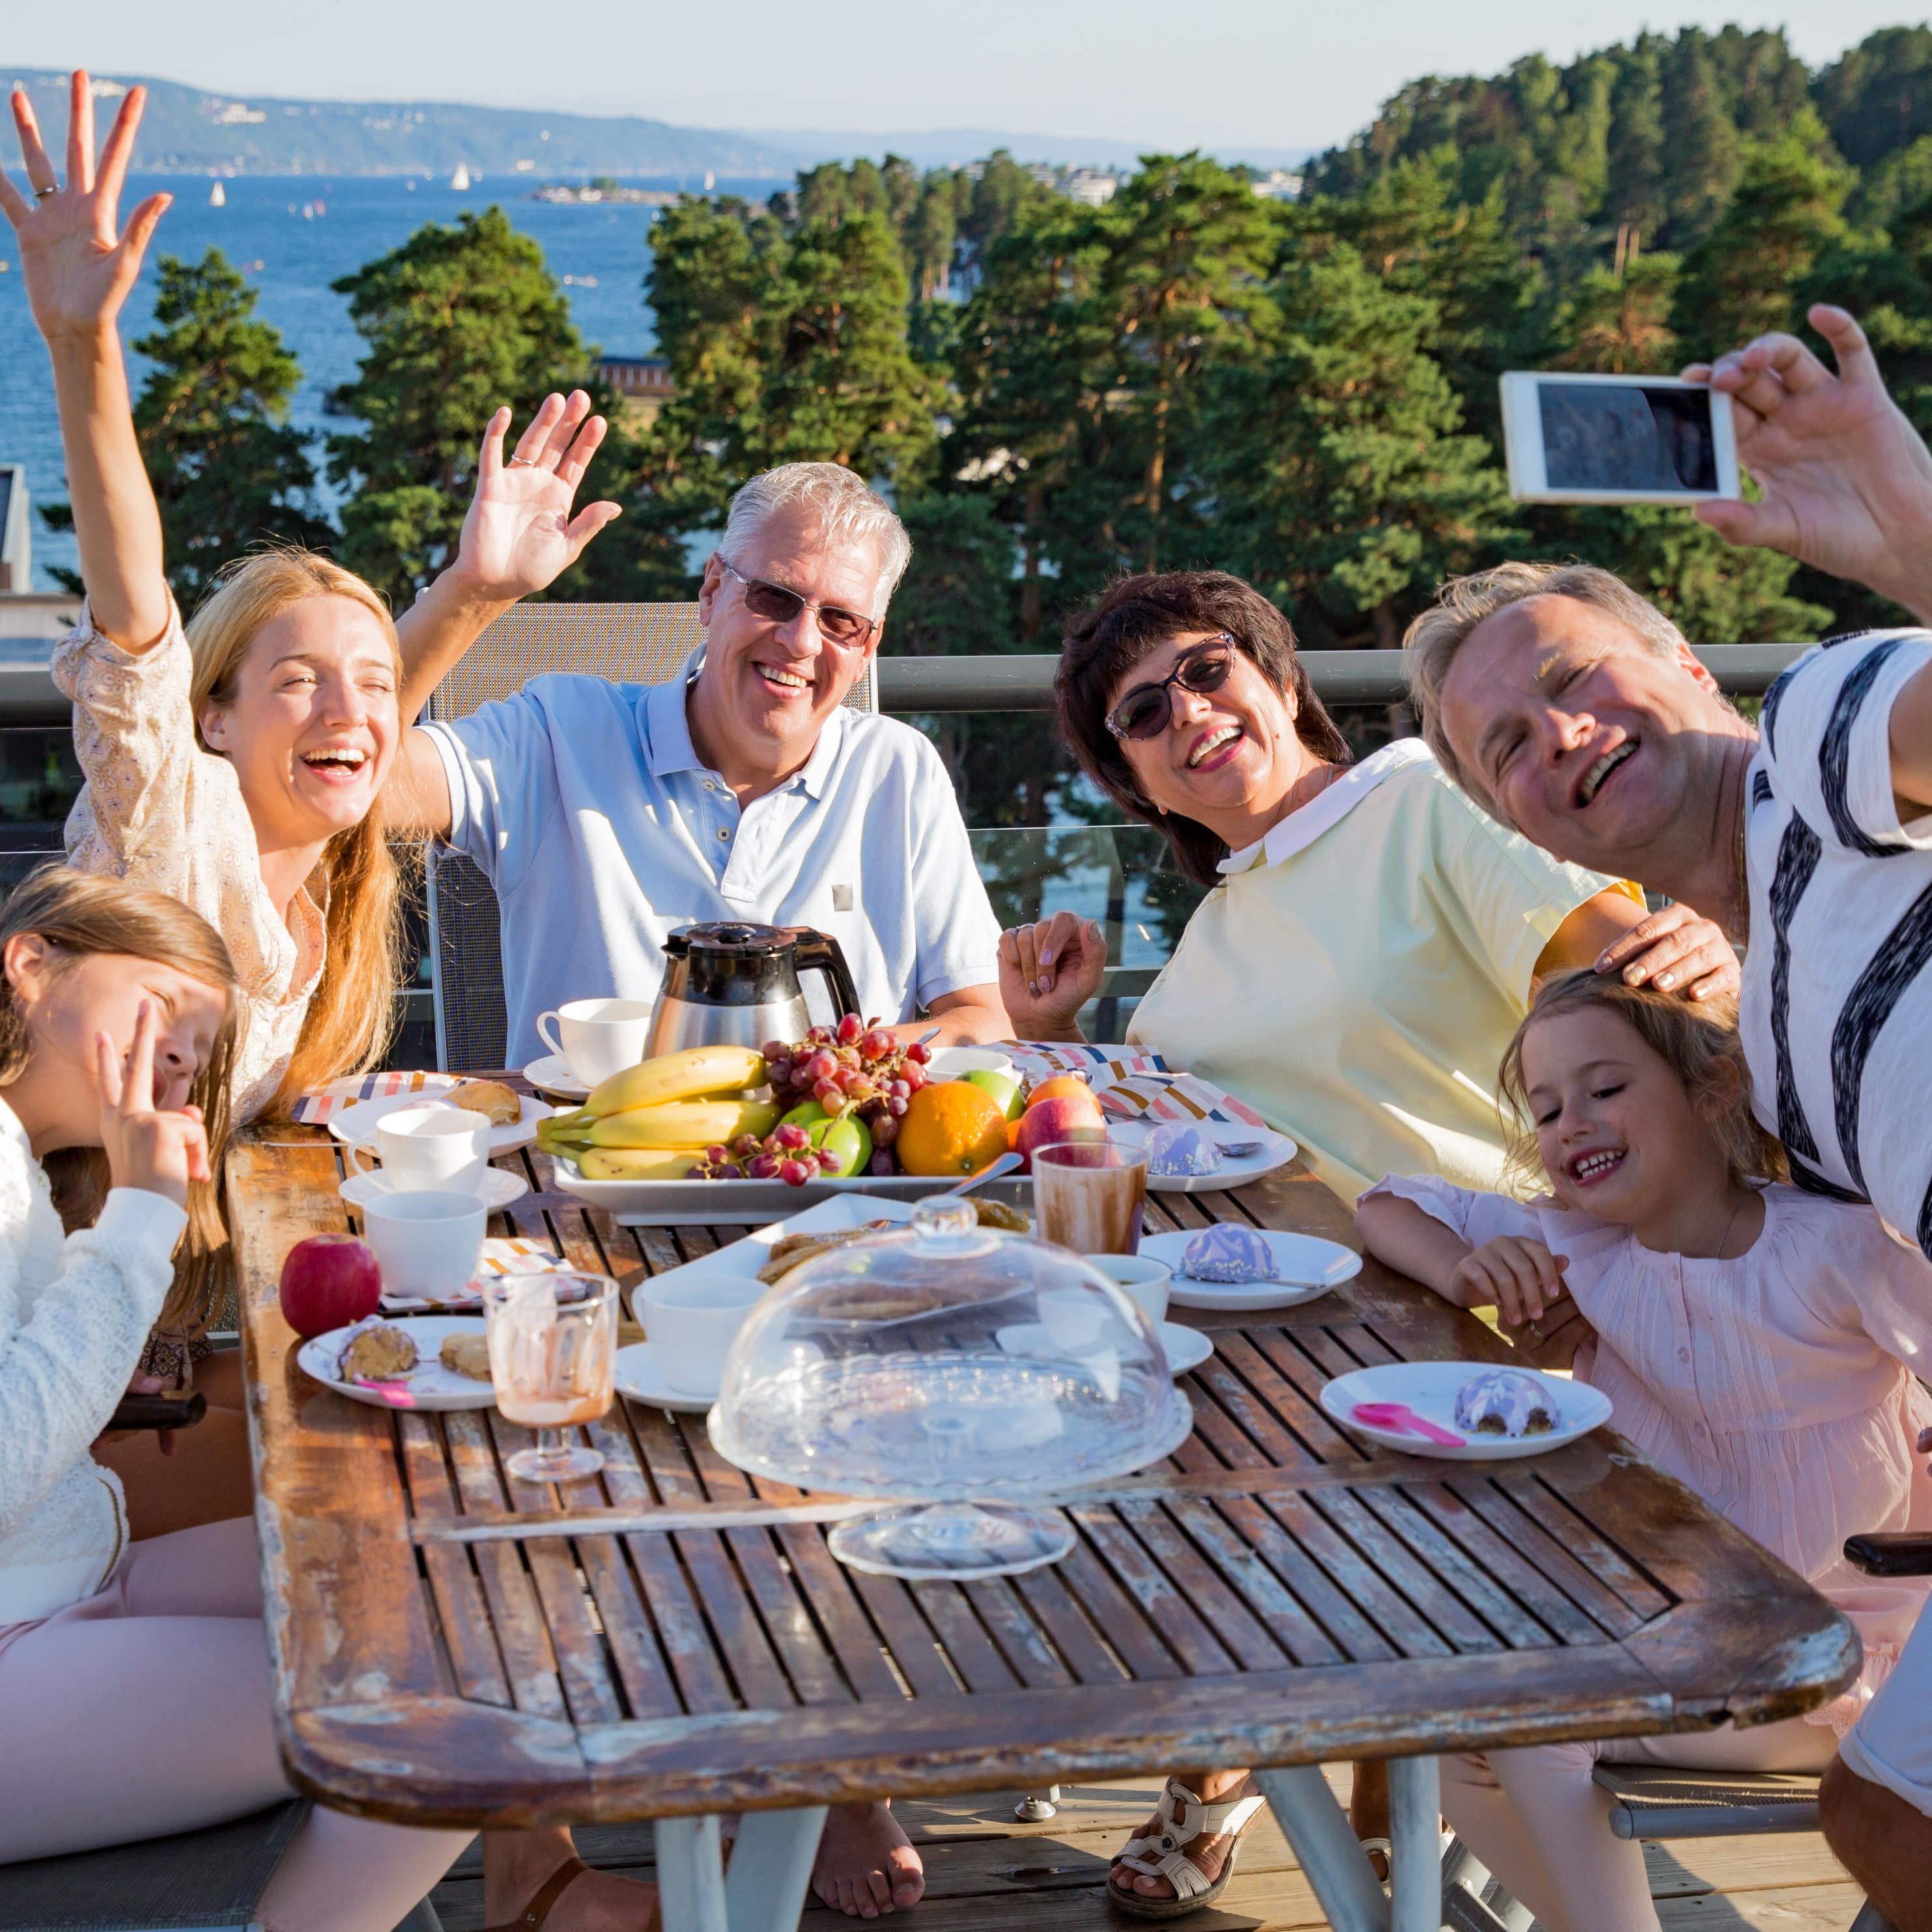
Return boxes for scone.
[439,1332,494,1382]
[446,1079,521,1127]
[337,1321,418,1384]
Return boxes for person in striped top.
[1403,302,1932,1932]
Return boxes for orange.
[897,1079,1011,1176]
[1026,1075,1103,1120]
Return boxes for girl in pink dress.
[1356,969,1932,1932]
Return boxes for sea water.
[0,170,773,588]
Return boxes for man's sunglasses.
[1105,635,1239,741]
[718,558,878,647]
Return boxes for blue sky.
[7,1,1921,154]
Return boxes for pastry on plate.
[758,1221,898,1285]
[337,1320,419,1384]
[1146,1123,1223,1178]
[973,1199,1031,1233]
[1182,1225,1276,1283]
[446,1079,522,1126]
[1454,1368,1556,1437]
[439,1333,494,1381]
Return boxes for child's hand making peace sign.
[96,1001,210,1208]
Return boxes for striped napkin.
[290,1070,455,1126]
[1004,1043,1268,1130]
[380,1236,571,1314]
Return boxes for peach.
[1015,1096,1108,1169]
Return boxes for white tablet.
[1499,371,1739,504]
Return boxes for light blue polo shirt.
[424,664,1003,1065]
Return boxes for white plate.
[993,1318,1212,1378]
[296,1316,496,1411]
[1141,1227,1361,1310]
[613,1340,720,1414]
[1106,1118,1300,1193]
[330,1090,552,1155]
[1318,1361,1613,1461]
[550,1157,1031,1227]
[523,1055,591,1101]
[341,1167,528,1210]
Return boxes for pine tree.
[1550,253,1681,372]
[1671,115,1853,356]
[1660,31,1744,248]
[1815,27,1932,171]
[1605,36,1669,244]
[44,249,330,608]
[327,207,591,605]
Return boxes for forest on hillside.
[74,23,1932,821]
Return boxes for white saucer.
[1107,1119,1300,1193]
[1318,1361,1613,1461]
[523,1055,591,1101]
[341,1167,528,1210]
[330,1090,551,1155]
[1141,1227,1361,1311]
[612,1341,717,1414]
[296,1316,496,1411]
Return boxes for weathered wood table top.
[231,1080,1856,1832]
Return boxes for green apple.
[963,1068,1023,1120]
[780,1098,829,1131]
[810,1113,872,1178]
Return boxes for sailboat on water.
[451,162,472,191]
[209,180,226,206]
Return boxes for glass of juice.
[1032,1140,1148,1256]
[483,1270,619,1483]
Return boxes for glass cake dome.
[709,1199,1194,1579]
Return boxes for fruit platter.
[541,1021,1038,1224]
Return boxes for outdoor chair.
[1440,1521,1932,1932]
[421,601,878,1072]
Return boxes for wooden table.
[231,1089,1857,1932]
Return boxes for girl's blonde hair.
[0,868,240,1333]
[187,549,406,1115]
[1496,969,1786,1197]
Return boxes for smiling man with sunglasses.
[389,463,1010,1091]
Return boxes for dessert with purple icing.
[1453,1367,1556,1438]
[1145,1122,1223,1178]
[1182,1224,1276,1283]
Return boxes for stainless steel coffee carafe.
[643,922,862,1057]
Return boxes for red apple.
[1014,1097,1109,1170]
[278,1233,382,1339]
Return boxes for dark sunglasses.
[718,558,878,647]
[1105,635,1239,741]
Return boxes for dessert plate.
[341,1166,528,1211]
[330,1090,551,1156]
[613,1341,718,1415]
[1140,1228,1360,1310]
[1319,1361,1612,1462]
[523,1055,591,1102]
[296,1316,496,1412]
[993,1318,1214,1378]
[1106,1118,1298,1193]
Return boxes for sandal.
[1109,1777,1268,1920]
[1359,1834,1392,1883]
[481,1855,661,1932]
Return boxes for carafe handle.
[788,928,861,1023]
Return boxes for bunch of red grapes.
[689,1015,934,1184]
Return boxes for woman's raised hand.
[451,394,623,600]
[0,74,169,344]
[999,913,1107,1040]
[96,1002,210,1210]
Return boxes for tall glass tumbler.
[1032,1140,1148,1255]
[483,1270,618,1483]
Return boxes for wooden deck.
[425,1770,1864,1929]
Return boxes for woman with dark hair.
[1004,571,1739,1916]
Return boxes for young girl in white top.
[0,868,470,1923]
[1356,969,1932,1932]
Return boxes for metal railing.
[0,644,1810,726]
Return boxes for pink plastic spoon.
[1351,1401,1465,1448]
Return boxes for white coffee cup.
[634,1275,767,1397]
[1084,1251,1171,1326]
[535,998,653,1087]
[350,1104,490,1197]
[362,1189,487,1301]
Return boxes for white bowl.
[927,1046,1017,1083]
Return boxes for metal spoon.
[939,1150,1023,1199]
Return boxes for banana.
[573,1146,707,1181]
[586,1099,779,1148]
[586,1046,769,1118]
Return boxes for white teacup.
[634,1276,767,1397]
[350,1104,490,1197]
[362,1189,487,1301]
[535,998,653,1087]
[1084,1251,1171,1326]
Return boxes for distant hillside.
[2,68,803,176]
